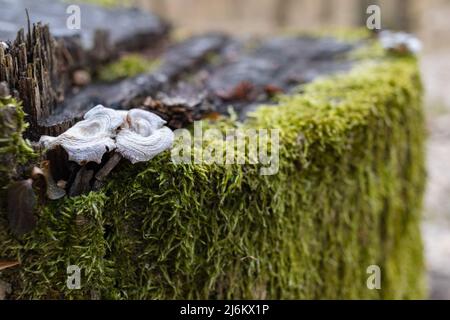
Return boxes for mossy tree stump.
[0,1,426,300]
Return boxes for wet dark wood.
[43,35,355,133]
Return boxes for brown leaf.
[7,179,37,237]
[203,112,222,121]
[264,84,284,96]
[217,81,254,101]
[0,260,20,271]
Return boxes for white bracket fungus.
[379,30,422,55]
[116,109,175,164]
[39,105,174,165]
[40,105,124,164]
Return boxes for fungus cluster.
[38,105,174,199]
[379,30,422,55]
[40,105,174,165]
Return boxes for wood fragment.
[94,153,122,183]
[93,153,123,190]
[68,166,94,197]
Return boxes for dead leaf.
[203,112,221,121]
[217,81,254,101]
[0,260,19,271]
[7,179,37,237]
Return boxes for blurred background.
[127,0,450,299]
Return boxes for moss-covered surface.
[97,54,160,82]
[0,95,34,207]
[0,44,426,299]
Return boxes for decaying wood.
[41,33,231,134]
[0,24,69,140]
[206,36,354,115]
[46,35,356,133]
[142,36,355,120]
[93,152,123,190]
[143,86,209,129]
[68,166,94,197]
[94,153,122,183]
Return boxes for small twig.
[93,153,123,190]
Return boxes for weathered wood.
[94,153,122,182]
[44,35,354,132]
[0,23,71,140]
[41,33,231,134]
[206,36,354,115]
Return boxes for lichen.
[0,43,426,299]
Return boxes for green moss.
[0,45,426,299]
[0,95,34,203]
[98,54,160,82]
